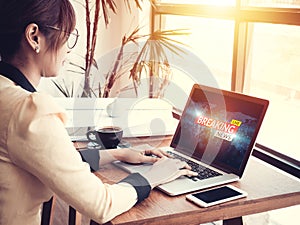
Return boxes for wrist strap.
[78,149,100,172]
[119,173,151,203]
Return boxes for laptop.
[114,84,269,196]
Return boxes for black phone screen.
[192,186,243,203]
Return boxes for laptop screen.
[171,84,269,177]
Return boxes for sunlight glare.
[161,0,236,6]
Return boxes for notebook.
[114,84,269,196]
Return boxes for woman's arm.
[99,147,171,166]
[8,93,196,223]
[7,94,139,224]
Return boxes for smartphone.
[186,185,247,207]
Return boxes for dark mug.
[86,126,123,149]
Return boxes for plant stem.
[83,0,91,97]
[103,36,127,98]
[83,0,101,97]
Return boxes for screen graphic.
[172,86,266,174]
[195,116,241,141]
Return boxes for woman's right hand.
[141,157,198,189]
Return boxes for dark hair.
[0,0,76,59]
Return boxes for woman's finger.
[179,169,198,177]
[173,160,192,170]
[158,149,173,158]
[181,161,192,170]
[144,149,173,158]
[141,155,160,163]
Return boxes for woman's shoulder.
[19,92,68,123]
[0,77,67,124]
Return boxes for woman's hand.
[142,157,198,188]
[110,147,198,188]
[114,148,172,164]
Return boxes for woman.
[0,0,196,224]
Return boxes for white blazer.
[0,75,137,225]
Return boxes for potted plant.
[53,0,189,98]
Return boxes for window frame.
[151,1,300,177]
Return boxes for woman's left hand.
[115,148,172,164]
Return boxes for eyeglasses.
[44,25,79,49]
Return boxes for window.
[244,23,300,160]
[152,0,300,161]
[162,16,234,90]
[245,0,300,8]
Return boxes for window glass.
[161,13,300,161]
[245,0,300,8]
[161,15,234,93]
[160,0,236,6]
[244,23,300,160]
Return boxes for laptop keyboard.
[166,151,222,181]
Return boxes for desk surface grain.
[74,136,300,225]
[95,143,300,225]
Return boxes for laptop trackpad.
[114,161,152,174]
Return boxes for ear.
[25,23,42,54]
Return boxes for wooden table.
[89,136,300,225]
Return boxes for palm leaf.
[66,69,84,75]
[160,35,189,49]
[159,38,187,55]
[52,79,75,97]
[105,0,117,13]
[101,0,117,27]
[124,0,143,12]
[157,29,191,36]
[52,80,68,97]
[68,62,86,72]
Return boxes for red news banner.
[195,116,242,141]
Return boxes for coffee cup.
[86,126,123,149]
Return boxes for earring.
[35,46,40,54]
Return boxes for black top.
[0,61,36,92]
